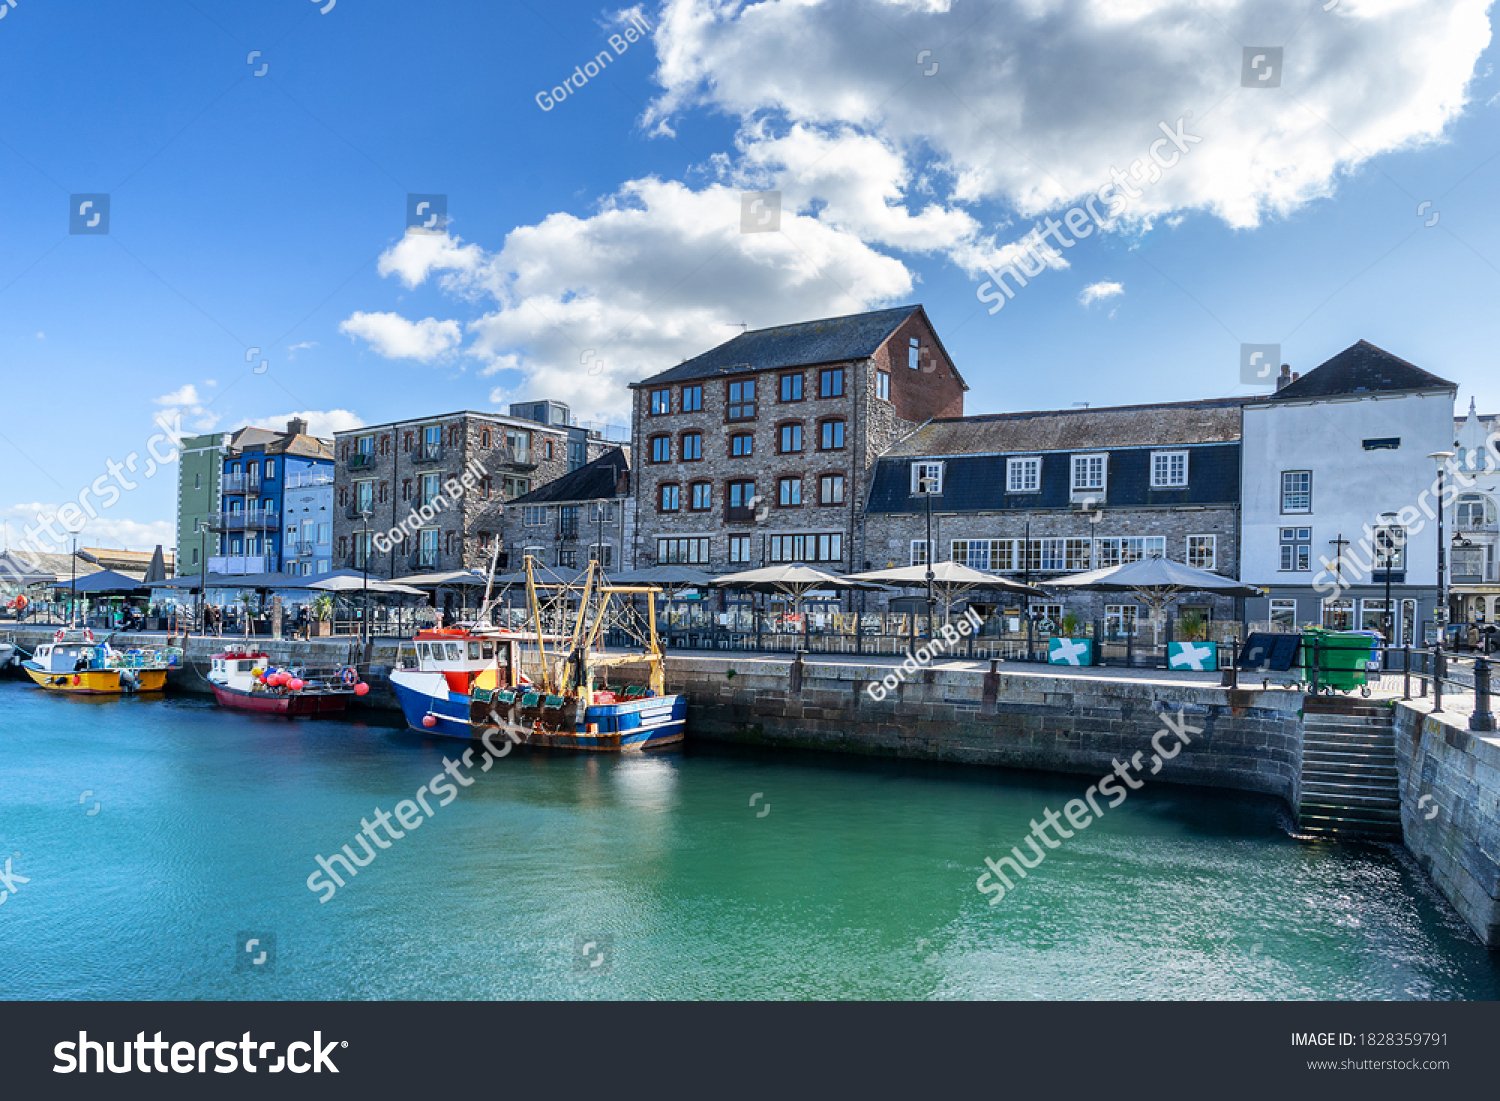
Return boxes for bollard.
[1219,639,1238,688]
[1402,644,1411,701]
[1433,645,1444,714]
[1472,657,1496,733]
[1309,635,1321,695]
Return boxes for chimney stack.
[287,417,308,436]
[1275,363,1292,391]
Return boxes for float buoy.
[421,714,437,728]
[353,682,370,696]
[288,678,304,692]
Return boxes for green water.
[1,680,1494,999]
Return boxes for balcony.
[490,444,536,470]
[557,520,579,542]
[285,470,333,488]
[411,443,445,465]
[345,501,375,520]
[408,549,440,571]
[219,509,280,530]
[1452,546,1497,584]
[287,541,315,557]
[222,473,260,495]
[347,452,375,470]
[208,555,272,575]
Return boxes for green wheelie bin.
[1298,627,1377,694]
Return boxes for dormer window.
[911,461,944,496]
[1150,450,1188,488]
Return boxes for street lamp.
[358,508,372,645]
[1429,451,1456,641]
[195,518,213,635]
[919,471,939,639]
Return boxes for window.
[910,461,944,496]
[910,540,929,566]
[378,482,389,504]
[481,428,492,448]
[877,371,891,401]
[819,420,845,449]
[1279,527,1311,571]
[1362,437,1401,451]
[690,482,712,511]
[354,480,374,513]
[778,477,802,506]
[951,539,1019,572]
[1094,536,1165,567]
[1151,451,1188,488]
[264,459,276,479]
[557,548,578,569]
[191,548,199,564]
[769,534,841,562]
[523,505,547,526]
[779,424,803,453]
[357,436,373,455]
[1373,523,1406,571]
[543,439,553,461]
[728,535,753,564]
[402,431,413,453]
[682,385,703,412]
[650,436,671,463]
[727,481,758,522]
[479,476,492,499]
[588,544,613,568]
[418,473,440,506]
[1105,605,1139,637]
[820,368,844,398]
[780,374,803,402]
[651,390,671,415]
[317,523,330,544]
[421,425,440,459]
[1026,538,1092,572]
[727,379,756,420]
[587,502,614,523]
[195,472,201,489]
[1071,453,1106,492]
[1360,599,1389,634]
[681,433,703,461]
[1007,458,1040,493]
[908,337,920,369]
[659,484,681,511]
[1186,535,1216,571]
[731,433,754,457]
[1457,494,1497,531]
[1281,471,1312,513]
[505,428,531,464]
[401,479,411,501]
[1270,599,1297,627]
[819,473,845,504]
[657,537,710,564]
[1323,597,1354,631]
[503,476,530,499]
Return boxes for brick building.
[331,411,577,579]
[500,447,632,571]
[865,398,1244,631]
[627,306,966,573]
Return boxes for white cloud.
[645,0,1491,235]
[353,177,912,420]
[237,409,365,439]
[152,383,219,433]
[339,311,463,363]
[1079,281,1125,306]
[287,342,319,358]
[35,331,43,340]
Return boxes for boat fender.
[341,668,357,686]
[72,675,81,686]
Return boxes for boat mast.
[523,554,552,694]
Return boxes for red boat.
[206,650,361,716]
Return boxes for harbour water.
[2,679,1496,1000]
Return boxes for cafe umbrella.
[708,564,890,650]
[1046,557,1263,650]
[847,561,1048,620]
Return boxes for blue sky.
[2,0,1498,554]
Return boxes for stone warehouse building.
[627,306,967,573]
[865,398,1245,632]
[331,409,614,579]
[501,447,632,572]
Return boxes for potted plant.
[1048,612,1093,666]
[312,594,335,637]
[1178,611,1207,642]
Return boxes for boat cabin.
[411,629,522,694]
[29,641,106,674]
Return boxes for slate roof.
[883,398,1243,457]
[634,306,951,386]
[1270,340,1455,400]
[509,448,629,506]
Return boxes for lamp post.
[195,518,212,635]
[920,472,938,640]
[1429,451,1455,642]
[358,508,372,645]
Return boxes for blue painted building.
[212,418,335,576]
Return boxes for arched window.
[1457,494,1497,531]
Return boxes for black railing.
[412,444,444,464]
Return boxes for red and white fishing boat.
[206,650,363,716]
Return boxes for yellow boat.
[22,628,174,695]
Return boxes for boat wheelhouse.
[206,650,360,716]
[21,627,175,694]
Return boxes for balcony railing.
[222,473,261,495]
[346,501,375,520]
[408,549,440,571]
[219,509,280,530]
[490,444,535,470]
[557,520,579,542]
[347,452,374,470]
[286,471,334,488]
[411,444,444,464]
[207,555,272,575]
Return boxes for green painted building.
[175,432,226,577]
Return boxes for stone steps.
[1297,707,1401,840]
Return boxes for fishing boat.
[21,627,176,694]
[206,650,363,716]
[389,558,686,751]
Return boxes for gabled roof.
[634,306,933,386]
[509,448,629,506]
[884,397,1243,457]
[1271,340,1455,400]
